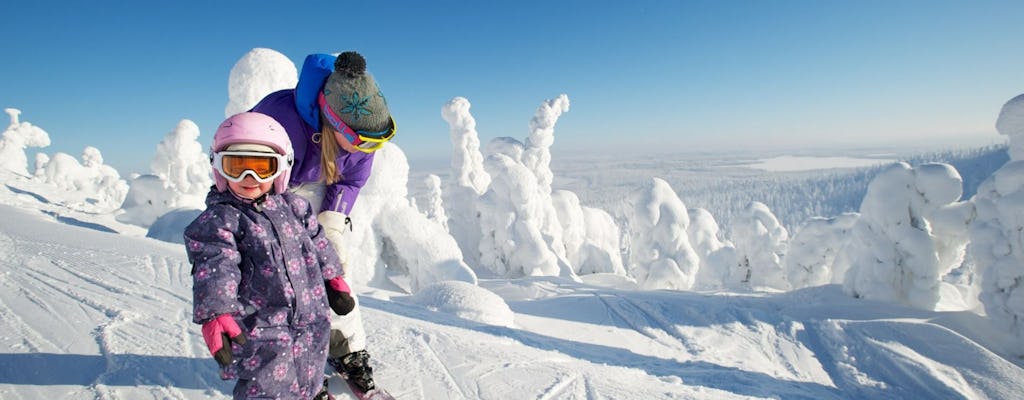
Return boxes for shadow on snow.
[0,352,230,394]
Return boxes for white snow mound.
[411,280,515,327]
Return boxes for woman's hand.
[326,276,355,315]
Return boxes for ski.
[344,379,395,400]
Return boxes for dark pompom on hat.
[322,51,392,133]
[334,52,366,78]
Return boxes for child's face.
[228,175,273,199]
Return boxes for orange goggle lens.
[221,154,279,179]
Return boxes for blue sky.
[2,1,1023,175]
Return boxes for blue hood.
[294,53,337,130]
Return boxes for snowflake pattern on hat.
[340,91,373,120]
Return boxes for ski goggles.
[318,92,397,153]
[212,151,293,183]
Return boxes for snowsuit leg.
[231,321,331,399]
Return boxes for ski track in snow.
[353,296,739,399]
[0,212,220,400]
[413,330,466,399]
[596,292,704,355]
[545,371,607,400]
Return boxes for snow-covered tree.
[118,119,210,227]
[442,95,627,280]
[688,207,737,289]
[38,147,128,209]
[81,147,129,209]
[350,143,476,291]
[929,198,977,310]
[623,177,701,290]
[0,108,51,176]
[730,201,789,290]
[785,213,858,289]
[840,162,964,310]
[478,152,573,278]
[522,95,569,193]
[32,153,49,178]
[422,174,449,231]
[474,96,576,279]
[441,97,491,268]
[224,47,297,117]
[552,190,624,276]
[969,93,1024,351]
[149,119,211,208]
[997,94,1024,161]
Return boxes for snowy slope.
[2,174,1024,399]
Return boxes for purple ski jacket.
[250,53,375,215]
[185,189,343,398]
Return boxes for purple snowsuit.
[186,189,343,399]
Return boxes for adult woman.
[249,51,395,393]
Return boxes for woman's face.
[330,126,358,154]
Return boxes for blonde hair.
[319,115,341,185]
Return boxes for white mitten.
[317,211,351,273]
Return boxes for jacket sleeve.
[321,153,375,214]
[288,193,344,281]
[185,206,245,324]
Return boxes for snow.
[406,280,514,328]
[968,97,1024,349]
[730,201,790,291]
[785,213,859,289]
[224,48,298,118]
[3,149,1024,400]
[117,119,211,229]
[0,108,50,177]
[996,93,1024,160]
[839,162,969,310]
[2,48,1024,399]
[4,187,1020,398]
[623,177,701,290]
[745,155,896,172]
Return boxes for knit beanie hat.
[322,52,392,133]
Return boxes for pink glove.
[328,276,351,294]
[201,314,247,366]
[326,277,355,315]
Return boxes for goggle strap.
[318,92,359,140]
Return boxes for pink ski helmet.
[211,112,294,194]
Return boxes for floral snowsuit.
[186,189,343,399]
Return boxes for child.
[185,112,355,399]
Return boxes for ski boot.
[329,350,375,393]
[313,377,335,400]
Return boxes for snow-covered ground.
[2,170,1022,400]
[742,155,896,172]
